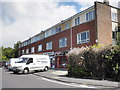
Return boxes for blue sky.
[1,0,119,47]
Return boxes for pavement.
[33,68,120,88]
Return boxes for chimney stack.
[118,1,120,8]
[103,0,109,5]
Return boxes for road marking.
[41,77,96,88]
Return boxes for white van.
[12,55,50,74]
[8,58,19,71]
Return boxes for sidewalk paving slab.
[33,69,120,88]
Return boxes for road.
[1,68,98,89]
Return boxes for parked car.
[5,61,9,69]
[8,58,19,71]
[13,54,50,74]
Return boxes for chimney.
[103,0,109,5]
[118,1,120,8]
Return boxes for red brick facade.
[19,2,120,68]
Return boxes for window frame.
[75,17,80,26]
[46,41,52,50]
[77,30,90,44]
[26,49,29,54]
[86,10,95,21]
[38,44,42,52]
[59,37,67,48]
[31,47,35,53]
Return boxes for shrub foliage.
[67,45,120,82]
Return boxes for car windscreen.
[16,58,28,63]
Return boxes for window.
[51,28,56,35]
[56,26,61,33]
[39,33,45,40]
[75,17,80,25]
[46,41,52,50]
[31,47,35,53]
[27,58,33,64]
[27,39,31,45]
[45,30,52,38]
[111,12,118,22]
[22,50,24,55]
[26,49,29,54]
[111,8,118,22]
[65,22,69,30]
[86,10,95,21]
[77,31,90,44]
[59,37,67,48]
[38,44,42,52]
[31,36,39,43]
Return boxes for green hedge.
[67,45,120,82]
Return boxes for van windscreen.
[16,58,28,63]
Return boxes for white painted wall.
[71,8,94,27]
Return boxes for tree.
[14,41,21,58]
[4,47,15,59]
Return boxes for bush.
[67,45,120,82]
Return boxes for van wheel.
[23,68,29,74]
[44,66,48,71]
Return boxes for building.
[18,1,120,68]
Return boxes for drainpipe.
[70,26,73,50]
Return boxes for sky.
[1,0,119,48]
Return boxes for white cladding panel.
[71,8,94,27]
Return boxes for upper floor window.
[31,47,35,53]
[27,39,31,45]
[38,44,42,52]
[56,26,61,33]
[59,37,67,48]
[45,30,52,38]
[86,10,95,21]
[46,41,52,50]
[22,50,24,55]
[111,12,118,22]
[77,31,90,44]
[26,49,29,54]
[111,8,118,22]
[39,33,45,40]
[75,17,80,25]
[65,22,69,30]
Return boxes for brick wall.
[20,20,96,56]
[20,29,71,56]
[72,20,96,48]
[95,2,112,45]
[118,9,120,26]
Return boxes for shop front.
[54,51,69,68]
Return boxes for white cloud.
[1,0,119,48]
[2,1,77,47]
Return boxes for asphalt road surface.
[1,68,119,90]
[1,68,99,89]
